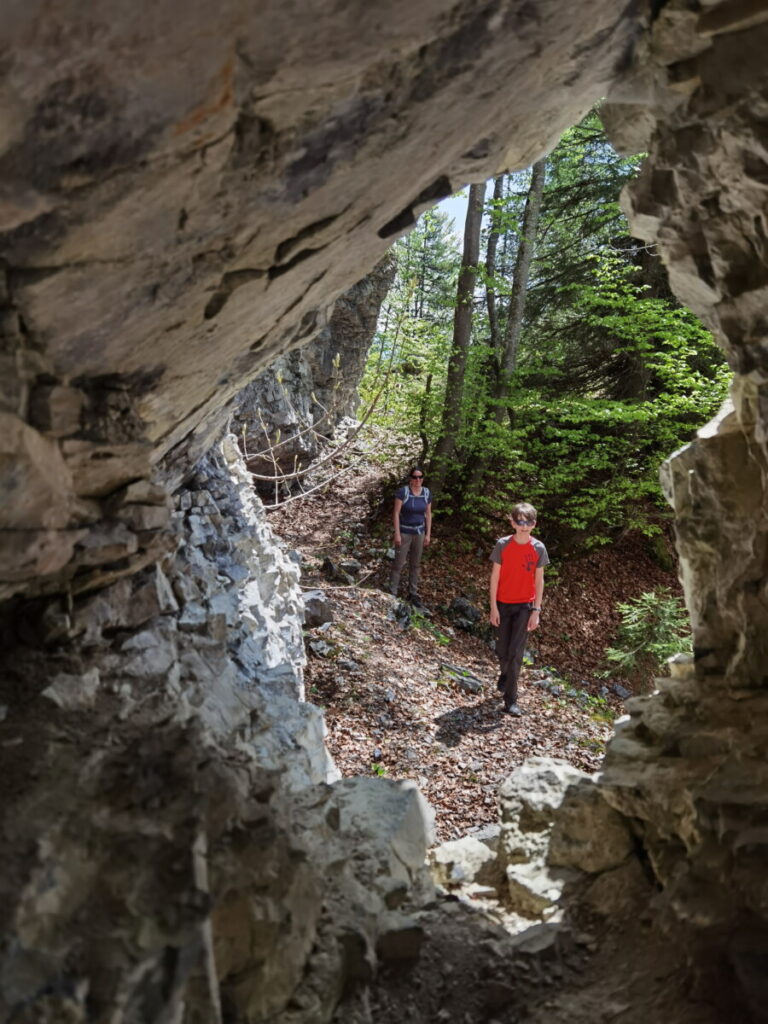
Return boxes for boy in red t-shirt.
[489,502,549,716]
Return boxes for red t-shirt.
[490,535,549,604]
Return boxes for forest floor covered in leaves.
[269,463,680,844]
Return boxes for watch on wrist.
[532,606,541,612]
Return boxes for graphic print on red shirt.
[489,535,549,604]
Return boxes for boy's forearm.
[489,564,501,624]
[489,568,499,608]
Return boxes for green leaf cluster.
[604,588,693,685]
[360,207,460,452]
[464,249,729,544]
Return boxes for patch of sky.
[436,180,496,249]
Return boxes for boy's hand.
[424,535,431,547]
[527,610,540,632]
[394,533,402,547]
[489,606,500,627]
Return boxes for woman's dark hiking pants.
[496,601,531,705]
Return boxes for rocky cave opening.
[1,0,768,1021]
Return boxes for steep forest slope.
[270,461,681,842]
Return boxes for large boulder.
[498,758,632,919]
[303,589,334,628]
[431,835,501,890]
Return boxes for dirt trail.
[269,465,676,842]
[269,469,724,1023]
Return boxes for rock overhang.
[2,1,639,419]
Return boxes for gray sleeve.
[489,538,505,565]
[533,539,550,568]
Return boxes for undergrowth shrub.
[604,587,692,687]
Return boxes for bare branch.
[261,453,370,509]
[248,370,389,482]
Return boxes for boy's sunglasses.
[411,474,424,479]
[513,517,536,526]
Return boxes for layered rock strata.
[236,257,396,500]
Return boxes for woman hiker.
[389,467,432,609]
[489,501,549,716]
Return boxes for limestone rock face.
[598,2,768,1008]
[0,434,442,1022]
[430,835,500,890]
[0,0,640,598]
[428,758,633,928]
[236,257,396,497]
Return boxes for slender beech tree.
[429,182,485,492]
[466,175,506,491]
[495,157,546,422]
[485,175,505,353]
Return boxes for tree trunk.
[418,371,433,466]
[495,157,546,423]
[429,182,485,492]
[465,175,506,493]
[417,232,427,318]
[486,175,505,354]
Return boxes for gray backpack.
[400,484,431,508]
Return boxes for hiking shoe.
[504,703,523,717]
[408,594,428,611]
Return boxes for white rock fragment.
[41,669,101,711]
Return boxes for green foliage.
[575,736,606,753]
[456,125,729,543]
[361,107,731,552]
[412,610,452,644]
[588,705,616,725]
[465,250,730,543]
[579,691,615,719]
[371,763,388,776]
[483,111,642,320]
[360,207,460,457]
[604,588,692,684]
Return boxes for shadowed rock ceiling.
[2,0,638,598]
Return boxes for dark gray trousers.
[496,601,532,705]
[389,532,425,596]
